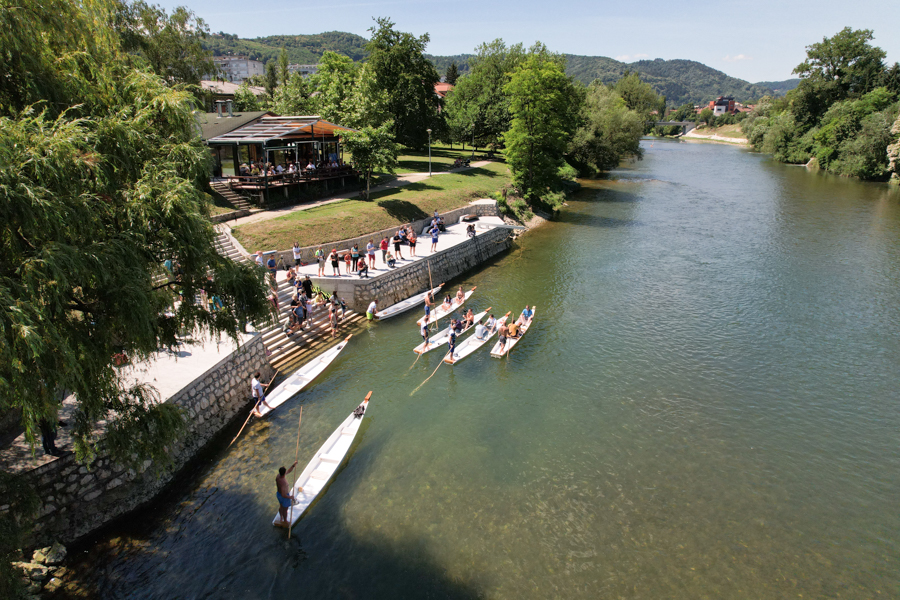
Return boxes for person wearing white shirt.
[474,320,487,341]
[366,299,378,321]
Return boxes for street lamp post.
[426,128,432,177]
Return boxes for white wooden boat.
[256,336,352,418]
[412,308,490,354]
[375,285,443,320]
[443,312,510,364]
[490,307,536,358]
[272,392,372,528]
[417,286,476,327]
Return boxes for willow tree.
[0,0,272,466]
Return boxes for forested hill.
[204,31,368,64]
[753,78,801,96]
[206,32,778,105]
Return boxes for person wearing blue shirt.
[516,306,534,326]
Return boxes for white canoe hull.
[412,309,489,354]
[490,309,536,358]
[272,397,370,528]
[257,336,351,418]
[375,285,443,320]
[443,315,509,364]
[416,287,476,327]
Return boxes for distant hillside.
[204,31,368,65]
[204,32,775,105]
[754,78,801,96]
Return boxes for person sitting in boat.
[507,320,520,339]
[485,314,497,332]
[453,318,465,334]
[276,461,299,525]
[464,309,475,329]
[516,305,534,326]
[496,322,509,350]
[455,286,465,304]
[441,294,453,310]
[474,319,487,341]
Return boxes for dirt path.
[682,130,749,145]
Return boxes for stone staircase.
[210,180,253,212]
[214,227,363,373]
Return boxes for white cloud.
[615,53,649,62]
[723,54,752,62]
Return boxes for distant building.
[434,82,454,99]
[287,64,319,77]
[709,96,736,116]
[212,56,265,84]
[200,80,266,110]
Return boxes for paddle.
[287,406,303,539]
[228,370,278,448]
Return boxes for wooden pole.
[287,406,303,539]
[228,370,278,448]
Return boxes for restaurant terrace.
[205,115,359,203]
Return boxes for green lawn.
[233,161,510,251]
[395,144,500,174]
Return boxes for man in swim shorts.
[276,461,299,525]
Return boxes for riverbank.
[682,124,749,145]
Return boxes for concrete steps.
[212,227,363,371]
[211,181,252,212]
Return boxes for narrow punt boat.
[490,307,537,358]
[412,308,490,355]
[257,336,352,418]
[273,392,372,528]
[443,312,510,364]
[375,285,443,320]
[417,286,476,327]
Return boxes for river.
[65,139,900,598]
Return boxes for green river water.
[67,139,900,598]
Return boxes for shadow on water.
[554,208,638,229]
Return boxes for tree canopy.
[341,122,400,199]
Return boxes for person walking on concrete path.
[315,246,325,276]
[429,224,440,253]
[329,248,339,277]
[380,236,389,266]
[367,239,376,269]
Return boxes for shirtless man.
[455,286,464,304]
[464,309,475,329]
[276,461,299,525]
[497,322,509,351]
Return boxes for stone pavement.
[227,161,491,228]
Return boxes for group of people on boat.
[496,305,534,352]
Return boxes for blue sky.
[167,0,899,82]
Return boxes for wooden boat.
[490,308,536,358]
[417,286,476,327]
[412,308,490,355]
[375,284,443,320]
[272,392,372,528]
[257,336,352,418]
[443,312,510,364]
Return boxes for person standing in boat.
[496,322,509,351]
[251,372,274,417]
[420,321,429,349]
[448,327,458,359]
[276,461,299,525]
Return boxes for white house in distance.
[288,64,319,78]
[213,56,265,84]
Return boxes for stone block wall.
[257,200,500,263]
[24,335,273,545]
[309,224,513,314]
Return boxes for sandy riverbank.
[682,128,749,145]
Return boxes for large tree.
[309,51,361,125]
[362,17,442,149]
[341,123,400,199]
[502,45,581,206]
[569,83,645,174]
[0,0,272,465]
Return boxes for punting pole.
[288,406,303,539]
[228,370,278,448]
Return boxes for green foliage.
[362,18,442,149]
[265,62,278,97]
[445,62,460,85]
[569,83,644,174]
[342,122,400,198]
[503,45,580,207]
[203,30,369,64]
[278,47,289,86]
[308,51,360,125]
[444,40,526,148]
[699,107,714,124]
[614,72,660,117]
[115,0,214,86]
[0,0,273,465]
[232,83,262,111]
[271,72,311,115]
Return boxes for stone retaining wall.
[310,224,513,314]
[24,335,273,545]
[263,199,499,263]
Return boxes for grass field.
[395,144,498,174]
[233,161,510,251]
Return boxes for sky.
[163,0,900,83]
